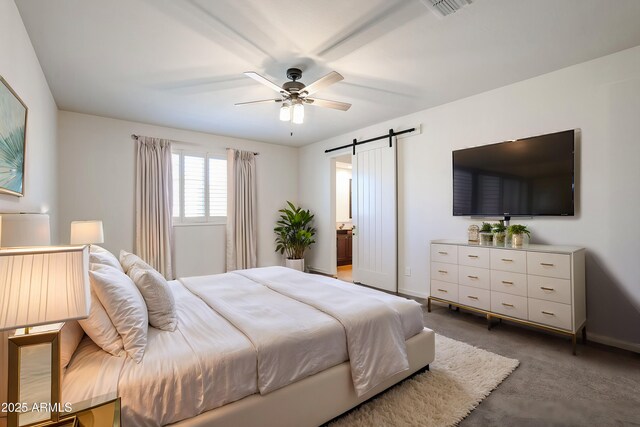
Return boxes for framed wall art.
[0,75,28,197]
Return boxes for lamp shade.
[0,246,90,331]
[0,213,51,247]
[70,220,104,245]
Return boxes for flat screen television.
[452,130,575,217]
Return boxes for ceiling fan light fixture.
[279,103,291,121]
[292,102,304,124]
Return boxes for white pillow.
[60,320,85,372]
[119,250,152,274]
[90,245,124,272]
[128,266,178,331]
[78,287,125,357]
[90,264,149,363]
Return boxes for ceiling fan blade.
[305,97,351,111]
[235,99,283,106]
[244,72,287,94]
[301,71,344,96]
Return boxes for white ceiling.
[15,0,640,146]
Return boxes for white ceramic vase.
[285,258,305,272]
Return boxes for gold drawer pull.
[438,270,448,274]
[501,302,514,307]
[501,280,514,285]
[467,296,479,300]
[437,289,448,293]
[467,275,479,279]
[438,251,448,255]
[542,311,555,316]
[540,262,555,267]
[467,255,479,258]
[540,286,555,291]
[501,258,513,262]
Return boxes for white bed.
[63,267,435,427]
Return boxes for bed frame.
[170,328,435,427]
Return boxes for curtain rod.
[131,134,259,155]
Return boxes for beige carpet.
[330,334,519,427]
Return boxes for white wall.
[299,45,640,349]
[0,0,58,241]
[0,0,59,415]
[336,165,352,225]
[57,111,298,277]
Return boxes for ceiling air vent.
[421,0,473,18]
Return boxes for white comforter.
[235,267,422,396]
[63,281,258,426]
[63,267,424,426]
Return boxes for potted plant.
[274,201,316,271]
[479,222,494,245]
[507,224,530,247]
[492,222,507,246]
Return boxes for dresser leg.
[427,298,432,313]
[487,314,492,330]
[572,334,577,356]
[582,325,587,343]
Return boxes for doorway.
[335,154,353,282]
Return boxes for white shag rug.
[330,334,519,427]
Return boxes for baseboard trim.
[588,332,640,354]
[398,288,428,299]
[307,266,336,278]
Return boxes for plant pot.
[493,231,506,246]
[479,232,493,246]
[511,233,525,247]
[285,258,305,272]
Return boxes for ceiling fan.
[235,68,352,124]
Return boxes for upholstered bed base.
[170,328,435,427]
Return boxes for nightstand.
[61,394,120,427]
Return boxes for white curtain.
[135,136,173,279]
[226,149,257,271]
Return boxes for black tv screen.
[453,130,575,217]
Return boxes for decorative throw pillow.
[90,264,149,363]
[78,287,125,357]
[89,245,124,272]
[119,250,152,274]
[60,320,85,372]
[128,266,178,331]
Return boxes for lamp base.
[7,325,63,427]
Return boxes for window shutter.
[183,155,205,218]
[209,157,227,217]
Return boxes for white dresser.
[428,240,586,354]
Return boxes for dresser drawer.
[458,246,490,269]
[458,265,490,290]
[527,252,571,279]
[490,270,527,297]
[458,285,490,311]
[527,275,572,304]
[491,291,528,320]
[490,249,526,273]
[431,262,458,284]
[431,244,458,264]
[431,280,458,303]
[528,298,572,331]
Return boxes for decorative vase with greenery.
[479,222,494,245]
[492,222,507,246]
[507,224,530,247]
[274,201,316,271]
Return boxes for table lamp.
[69,221,104,246]
[0,246,89,427]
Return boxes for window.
[172,150,227,224]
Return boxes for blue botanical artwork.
[0,77,27,196]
